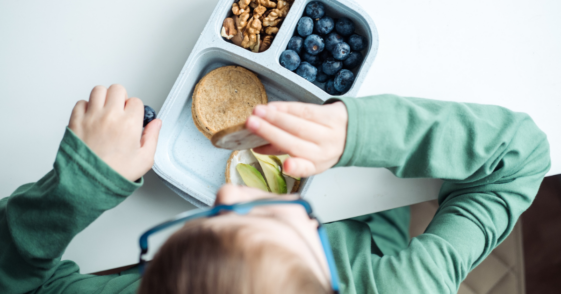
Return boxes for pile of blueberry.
[279,1,367,95]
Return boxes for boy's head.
[138,185,334,294]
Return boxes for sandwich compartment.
[154,0,379,207]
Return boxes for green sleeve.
[0,128,143,294]
[325,95,550,294]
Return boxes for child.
[0,84,550,294]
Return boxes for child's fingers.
[267,101,331,126]
[105,84,128,110]
[253,105,327,143]
[252,146,318,177]
[124,97,144,124]
[246,115,318,158]
[71,100,88,119]
[140,118,162,159]
[69,100,88,128]
[88,85,107,111]
[283,157,316,178]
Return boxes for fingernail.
[247,116,260,130]
[254,105,267,118]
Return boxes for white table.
[1,0,559,274]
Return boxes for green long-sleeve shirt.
[0,95,550,294]
[325,95,550,293]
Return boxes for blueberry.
[303,34,325,55]
[321,57,343,75]
[296,62,318,82]
[325,32,344,52]
[302,52,322,67]
[347,34,367,51]
[331,42,351,60]
[343,51,363,69]
[287,36,304,54]
[280,50,301,71]
[143,105,157,127]
[305,1,325,19]
[335,17,355,36]
[325,79,341,95]
[314,16,334,35]
[316,69,330,83]
[334,69,355,93]
[297,17,314,37]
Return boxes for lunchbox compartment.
[218,0,300,54]
[153,47,317,206]
[274,0,375,95]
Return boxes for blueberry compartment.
[276,0,378,95]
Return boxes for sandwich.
[226,150,301,194]
[192,65,268,139]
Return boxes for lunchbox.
[153,0,379,207]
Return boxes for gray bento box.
[153,0,379,207]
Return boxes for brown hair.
[138,219,332,294]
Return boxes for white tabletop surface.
[1,0,560,274]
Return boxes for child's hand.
[69,85,162,182]
[247,101,348,178]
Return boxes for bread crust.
[191,90,213,139]
[291,179,301,193]
[225,150,239,183]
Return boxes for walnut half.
[258,0,276,9]
[274,0,290,18]
[241,17,262,49]
[231,16,245,46]
[259,35,273,52]
[265,27,279,35]
[221,18,237,40]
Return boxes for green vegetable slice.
[236,163,270,192]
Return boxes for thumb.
[141,119,162,157]
[284,157,316,178]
